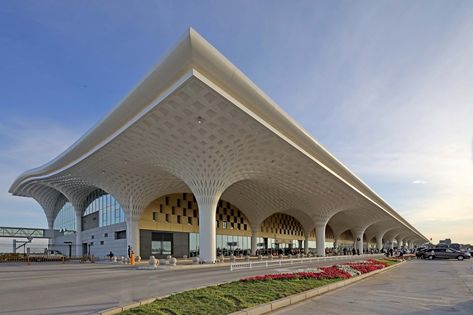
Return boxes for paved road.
[274,259,473,315]
[0,257,371,315]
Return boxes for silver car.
[423,248,471,260]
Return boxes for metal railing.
[230,254,385,271]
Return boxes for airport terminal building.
[9,29,428,262]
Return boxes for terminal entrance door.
[151,232,173,258]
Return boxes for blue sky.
[1,1,472,243]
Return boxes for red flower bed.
[346,261,385,274]
[240,260,389,282]
[320,266,352,279]
[241,267,351,282]
[369,259,389,267]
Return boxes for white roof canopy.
[9,29,428,244]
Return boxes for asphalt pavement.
[0,256,373,315]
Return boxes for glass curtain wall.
[53,202,75,233]
[189,233,251,257]
[83,192,125,227]
[263,238,304,255]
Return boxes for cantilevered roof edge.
[8,28,428,241]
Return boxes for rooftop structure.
[9,29,428,262]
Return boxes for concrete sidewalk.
[273,259,473,315]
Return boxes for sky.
[0,1,472,244]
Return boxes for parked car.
[415,248,429,258]
[29,250,65,262]
[423,248,471,261]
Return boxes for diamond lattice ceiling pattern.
[9,29,428,261]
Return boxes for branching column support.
[250,224,260,256]
[404,240,409,250]
[333,235,339,250]
[315,221,327,257]
[351,228,365,254]
[125,196,142,258]
[70,199,87,257]
[46,217,55,247]
[303,229,313,254]
[75,209,83,256]
[396,237,403,249]
[304,236,309,254]
[376,232,384,251]
[195,193,221,263]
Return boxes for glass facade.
[187,234,334,256]
[216,234,251,255]
[263,238,303,252]
[306,240,335,250]
[189,232,199,257]
[83,192,125,227]
[152,241,172,256]
[53,202,76,232]
[189,233,251,256]
[151,232,173,256]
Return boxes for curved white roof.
[9,28,428,243]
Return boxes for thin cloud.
[412,180,427,184]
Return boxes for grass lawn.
[121,277,339,315]
[121,259,399,315]
[380,258,402,266]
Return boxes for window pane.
[162,241,172,255]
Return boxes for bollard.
[130,253,135,266]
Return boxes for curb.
[99,295,165,315]
[229,260,406,315]
[98,259,405,315]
